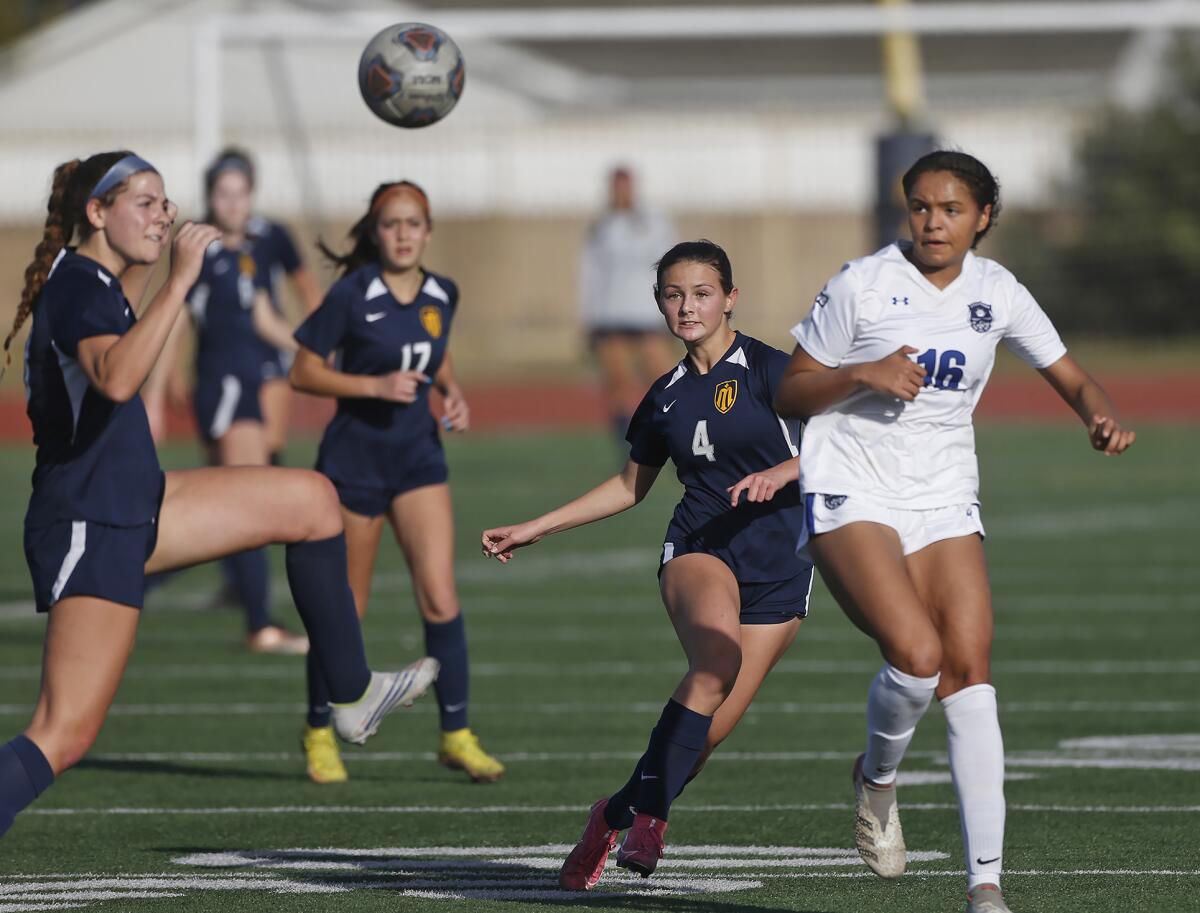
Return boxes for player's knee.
[937,661,991,696]
[888,639,942,680]
[299,472,343,540]
[419,596,459,624]
[692,653,741,700]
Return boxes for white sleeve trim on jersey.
[422,275,450,303]
[365,277,388,301]
[776,416,800,457]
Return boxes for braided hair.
[4,150,137,371]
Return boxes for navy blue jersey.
[24,250,162,528]
[627,332,805,583]
[294,265,458,489]
[187,242,270,380]
[248,217,302,313]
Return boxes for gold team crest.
[419,305,443,339]
[238,253,257,278]
[714,379,738,414]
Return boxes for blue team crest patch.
[823,494,847,509]
[714,380,737,414]
[968,301,993,333]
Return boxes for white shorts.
[797,493,985,557]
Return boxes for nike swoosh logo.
[976,856,1001,865]
[662,401,676,412]
[640,772,659,780]
[365,311,388,322]
[443,700,467,713]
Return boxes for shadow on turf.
[76,758,296,781]
[161,846,829,912]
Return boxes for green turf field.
[0,424,1197,912]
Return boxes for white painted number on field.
[692,420,716,462]
[0,845,950,910]
[400,341,432,374]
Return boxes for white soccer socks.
[863,664,940,785]
[943,683,1006,891]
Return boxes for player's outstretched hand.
[441,388,470,432]
[168,222,222,290]
[1088,414,1136,455]
[481,522,543,563]
[374,370,430,403]
[857,345,926,401]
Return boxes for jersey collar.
[891,240,976,298]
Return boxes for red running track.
[0,374,1195,441]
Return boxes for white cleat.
[331,658,440,746]
[965,884,1012,913]
[853,753,907,879]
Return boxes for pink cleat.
[559,798,621,890]
[615,812,668,877]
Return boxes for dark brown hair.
[319,181,432,277]
[901,150,1002,248]
[654,239,735,297]
[4,150,136,369]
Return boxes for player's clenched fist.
[855,345,927,401]
[373,370,429,403]
[167,222,222,289]
[1088,414,1136,456]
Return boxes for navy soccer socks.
[0,735,54,838]
[225,547,271,633]
[605,699,712,828]
[284,535,371,704]
[305,651,333,728]
[423,615,469,731]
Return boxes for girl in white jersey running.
[774,151,1135,913]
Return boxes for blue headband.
[88,154,158,200]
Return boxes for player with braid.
[0,152,437,841]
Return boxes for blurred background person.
[580,166,679,447]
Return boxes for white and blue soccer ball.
[358,23,465,129]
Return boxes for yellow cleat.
[438,728,505,783]
[302,725,348,784]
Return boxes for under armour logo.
[891,296,909,307]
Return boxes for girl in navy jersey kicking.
[0,151,436,841]
[483,240,813,889]
[290,181,502,785]
[775,151,1135,913]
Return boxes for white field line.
[3,699,1196,719]
[2,659,1197,683]
[27,802,1200,817]
[77,753,1026,785]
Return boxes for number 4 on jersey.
[692,419,716,462]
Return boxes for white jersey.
[579,208,677,331]
[790,242,1067,509]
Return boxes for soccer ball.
[358,23,465,129]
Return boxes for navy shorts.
[737,568,814,624]
[24,474,165,613]
[329,456,449,517]
[194,370,263,442]
[261,349,292,382]
[659,548,813,625]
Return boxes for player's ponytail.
[901,150,1002,248]
[319,181,432,277]
[4,150,138,376]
